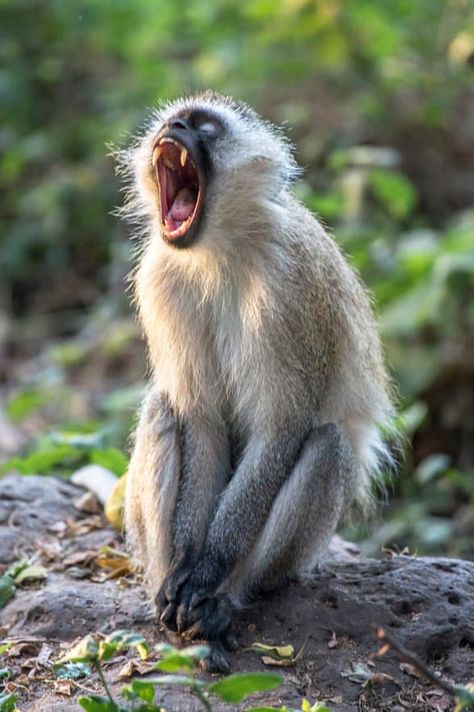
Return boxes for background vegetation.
[1,0,473,559]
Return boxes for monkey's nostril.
[169,118,188,131]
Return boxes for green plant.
[60,630,329,712]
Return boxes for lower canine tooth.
[180,148,188,167]
[164,157,176,171]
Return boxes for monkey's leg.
[174,423,356,635]
[125,393,229,610]
[157,414,230,624]
[125,392,181,594]
[228,423,357,597]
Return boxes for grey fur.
[120,93,395,656]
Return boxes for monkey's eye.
[193,114,224,138]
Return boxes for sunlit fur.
[118,92,395,594]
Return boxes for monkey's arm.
[125,393,229,616]
[156,415,230,617]
[171,422,356,633]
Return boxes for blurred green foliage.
[1,0,474,557]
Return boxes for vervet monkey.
[118,92,394,672]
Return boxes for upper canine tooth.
[180,147,188,167]
[152,146,162,166]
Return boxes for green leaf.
[62,634,100,663]
[0,643,12,655]
[91,448,128,476]
[155,643,209,671]
[369,168,417,219]
[14,564,47,585]
[78,694,120,712]
[209,672,282,703]
[99,630,149,661]
[0,576,16,610]
[6,389,47,422]
[0,693,18,712]
[139,674,206,690]
[0,669,11,680]
[121,679,155,703]
[1,443,77,475]
[53,662,92,680]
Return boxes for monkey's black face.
[153,110,224,248]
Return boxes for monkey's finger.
[176,603,190,633]
[189,589,209,610]
[160,602,178,630]
[164,566,192,602]
[221,628,239,652]
[200,641,230,675]
[155,588,169,614]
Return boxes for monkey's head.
[121,92,298,250]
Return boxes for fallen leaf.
[104,474,126,530]
[47,521,68,536]
[369,672,396,686]
[14,565,47,585]
[341,661,373,684]
[115,659,156,680]
[6,642,40,658]
[399,662,423,679]
[95,547,131,579]
[66,516,104,536]
[74,492,101,515]
[37,643,54,667]
[249,643,295,660]
[62,550,98,568]
[53,678,75,696]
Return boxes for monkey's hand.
[156,559,194,631]
[158,554,221,630]
[158,560,236,674]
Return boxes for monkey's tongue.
[166,187,196,231]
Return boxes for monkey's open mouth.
[153,138,201,242]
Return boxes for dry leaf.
[250,643,295,660]
[37,643,54,667]
[53,678,75,696]
[62,550,97,568]
[74,492,101,514]
[47,521,68,536]
[95,547,131,579]
[6,642,40,658]
[104,474,126,530]
[116,659,157,680]
[66,516,104,536]
[399,661,423,678]
[36,539,63,561]
[370,672,396,686]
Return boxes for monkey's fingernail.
[190,592,204,608]
[180,147,188,167]
[152,146,162,166]
[160,602,176,623]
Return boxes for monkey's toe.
[200,641,230,674]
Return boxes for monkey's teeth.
[152,146,162,166]
[180,148,188,167]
